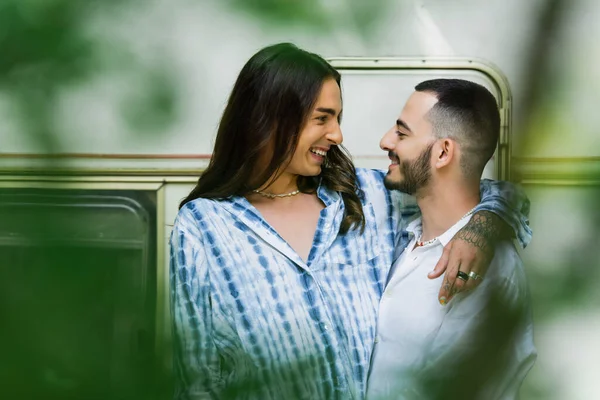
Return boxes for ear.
[434,138,455,169]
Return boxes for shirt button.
[385,290,393,298]
[321,322,329,331]
[374,336,380,343]
[323,223,331,230]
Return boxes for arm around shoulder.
[476,179,532,249]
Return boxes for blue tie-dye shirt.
[170,168,531,400]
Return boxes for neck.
[416,178,480,242]
[254,172,300,196]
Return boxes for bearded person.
[366,79,536,400]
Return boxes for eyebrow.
[315,107,338,116]
[396,119,412,132]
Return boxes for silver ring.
[468,271,483,281]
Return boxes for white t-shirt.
[367,215,537,400]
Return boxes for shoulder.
[489,241,524,279]
[450,241,529,316]
[355,168,388,201]
[175,198,209,225]
[485,240,529,304]
[353,169,391,223]
[170,198,234,271]
[356,167,386,187]
[173,197,229,236]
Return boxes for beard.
[384,143,434,195]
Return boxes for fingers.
[449,263,470,299]
[462,267,482,292]
[439,274,452,306]
[429,242,451,279]
[461,250,488,292]
[435,237,493,305]
[443,259,486,305]
[436,241,482,305]
[437,245,460,305]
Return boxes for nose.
[380,128,396,151]
[326,121,343,145]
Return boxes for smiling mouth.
[388,152,400,165]
[310,148,328,157]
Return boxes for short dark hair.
[415,78,500,178]
[180,43,365,234]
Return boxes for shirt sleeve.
[475,179,533,249]
[170,206,224,400]
[412,243,537,399]
[389,190,420,260]
[357,169,420,260]
[359,170,532,259]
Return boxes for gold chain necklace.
[416,206,477,247]
[252,188,301,199]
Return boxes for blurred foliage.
[120,67,179,134]
[226,0,332,28]
[226,0,392,37]
[515,0,569,152]
[0,0,177,155]
[511,0,600,398]
[0,0,95,153]
[0,189,164,400]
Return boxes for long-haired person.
[170,43,531,399]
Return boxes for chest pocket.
[323,202,381,265]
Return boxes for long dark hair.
[180,43,364,234]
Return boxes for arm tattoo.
[456,211,504,254]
